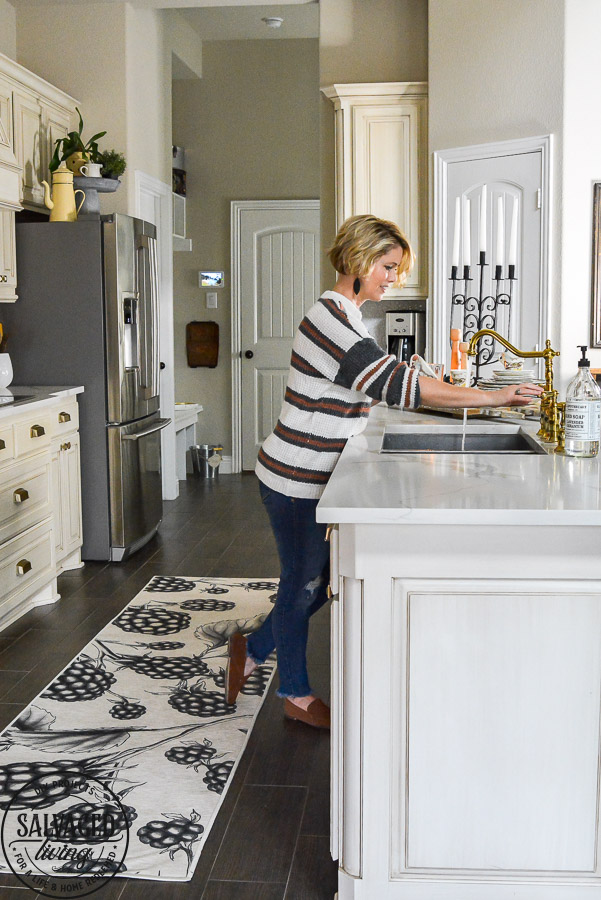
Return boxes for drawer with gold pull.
[0,522,53,606]
[51,400,79,437]
[0,424,13,463]
[0,457,51,546]
[14,412,52,457]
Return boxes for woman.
[226,214,542,728]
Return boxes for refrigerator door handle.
[122,417,171,441]
[136,233,159,398]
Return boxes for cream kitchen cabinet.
[12,89,44,208]
[0,208,17,300]
[0,389,83,631]
[0,51,78,303]
[322,82,428,300]
[51,426,82,569]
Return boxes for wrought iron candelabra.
[450,252,517,383]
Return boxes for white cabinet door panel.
[403,590,601,873]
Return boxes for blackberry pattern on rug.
[0,577,278,883]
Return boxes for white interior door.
[434,138,551,381]
[232,200,320,471]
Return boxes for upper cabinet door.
[0,209,18,302]
[322,83,428,300]
[42,102,71,184]
[0,76,14,167]
[13,90,44,208]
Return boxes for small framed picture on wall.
[199,271,225,288]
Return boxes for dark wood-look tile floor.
[0,474,338,899]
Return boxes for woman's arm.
[417,377,544,409]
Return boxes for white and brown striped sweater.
[255,290,421,499]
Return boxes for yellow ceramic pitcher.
[41,164,86,222]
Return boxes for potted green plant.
[49,107,106,174]
[97,149,127,180]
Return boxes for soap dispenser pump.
[564,345,601,457]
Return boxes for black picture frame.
[592,182,601,346]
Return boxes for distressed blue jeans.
[247,481,331,698]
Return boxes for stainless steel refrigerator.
[4,213,170,561]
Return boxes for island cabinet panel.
[331,552,601,899]
[398,588,601,873]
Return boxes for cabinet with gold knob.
[51,429,81,565]
[0,390,82,629]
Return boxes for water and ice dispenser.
[386,307,426,363]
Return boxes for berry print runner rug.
[0,576,278,886]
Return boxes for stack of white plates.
[477,367,543,391]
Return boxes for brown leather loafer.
[284,697,330,730]
[225,632,249,704]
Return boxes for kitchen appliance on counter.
[386,301,426,363]
[3,214,170,561]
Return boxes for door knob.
[244,350,254,359]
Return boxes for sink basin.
[380,427,546,455]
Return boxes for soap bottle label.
[565,400,601,440]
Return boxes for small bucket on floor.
[190,444,223,478]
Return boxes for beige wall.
[319,0,428,291]
[172,38,320,456]
[561,0,601,382]
[429,0,601,386]
[16,3,175,215]
[0,0,16,60]
[428,0,564,153]
[16,3,129,211]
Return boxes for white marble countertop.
[316,403,601,526]
[0,386,84,421]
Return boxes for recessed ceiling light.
[262,16,284,29]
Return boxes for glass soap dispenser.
[564,345,601,458]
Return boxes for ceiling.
[178,3,318,40]
[8,0,314,8]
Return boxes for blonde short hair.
[328,214,414,288]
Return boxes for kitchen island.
[317,404,601,900]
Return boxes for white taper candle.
[496,196,504,268]
[479,185,487,254]
[508,197,518,267]
[451,197,460,268]
[462,197,471,267]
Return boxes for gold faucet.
[467,329,561,442]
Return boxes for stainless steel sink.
[380,427,546,455]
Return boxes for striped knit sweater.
[255,290,421,499]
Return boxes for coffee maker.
[386,305,426,363]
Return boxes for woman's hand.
[417,376,544,410]
[492,382,544,407]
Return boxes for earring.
[353,277,361,295]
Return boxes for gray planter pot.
[73,176,120,217]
